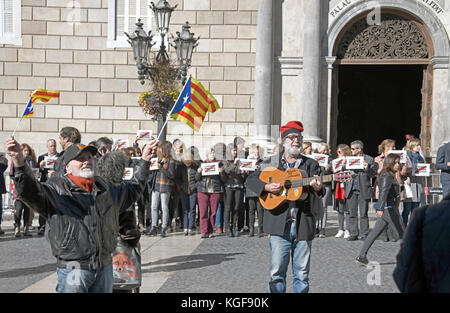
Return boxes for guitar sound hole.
[284,180,292,189]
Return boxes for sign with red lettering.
[332,157,345,173]
[346,156,364,170]
[414,163,430,177]
[311,153,329,167]
[44,156,58,169]
[149,158,159,171]
[113,139,129,150]
[239,159,256,171]
[137,130,152,140]
[123,167,133,180]
[201,162,219,176]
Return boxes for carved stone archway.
[329,10,435,158]
[335,13,430,60]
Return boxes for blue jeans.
[402,201,420,227]
[180,191,197,230]
[56,264,113,293]
[215,201,224,227]
[269,221,312,293]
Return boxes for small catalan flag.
[170,77,220,131]
[22,98,34,118]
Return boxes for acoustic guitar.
[258,167,354,210]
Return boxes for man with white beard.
[246,121,323,293]
[6,136,158,293]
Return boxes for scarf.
[407,151,423,165]
[68,174,95,192]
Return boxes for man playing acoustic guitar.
[246,121,323,293]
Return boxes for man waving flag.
[170,77,220,131]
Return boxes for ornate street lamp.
[125,18,154,84]
[171,21,200,85]
[150,0,177,63]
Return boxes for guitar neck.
[291,174,333,188]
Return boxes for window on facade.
[107,0,163,49]
[0,0,22,45]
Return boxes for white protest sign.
[346,156,364,170]
[414,163,430,177]
[114,139,129,150]
[332,157,346,173]
[201,162,219,176]
[388,150,407,163]
[44,156,58,169]
[123,167,133,180]
[137,130,152,140]
[149,158,159,171]
[239,159,256,171]
[311,153,329,167]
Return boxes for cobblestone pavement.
[158,210,401,293]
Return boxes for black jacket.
[195,161,227,193]
[436,142,450,184]
[344,154,378,200]
[13,159,150,270]
[393,194,450,293]
[245,154,323,241]
[223,159,247,186]
[377,172,401,211]
[177,162,199,195]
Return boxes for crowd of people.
[1,124,449,293]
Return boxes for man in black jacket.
[6,135,158,293]
[393,193,450,293]
[246,121,323,293]
[346,140,378,241]
[37,139,59,235]
[436,141,450,198]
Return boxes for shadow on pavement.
[141,252,243,274]
[0,263,56,279]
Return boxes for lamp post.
[126,0,199,141]
[171,21,200,85]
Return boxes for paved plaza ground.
[0,206,401,294]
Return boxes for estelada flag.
[22,98,34,118]
[21,89,60,118]
[30,88,60,103]
[170,77,220,131]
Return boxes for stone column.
[253,0,273,143]
[298,0,323,142]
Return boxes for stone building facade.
[1,0,449,159]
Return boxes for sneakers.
[355,256,369,266]
[160,228,167,238]
[216,226,223,234]
[335,230,345,238]
[343,230,350,239]
[145,227,158,237]
[319,234,326,238]
[347,235,359,241]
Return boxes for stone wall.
[0,0,258,158]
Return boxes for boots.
[233,215,240,237]
[257,226,264,237]
[248,226,254,237]
[226,223,233,237]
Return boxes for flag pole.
[156,76,190,141]
[12,98,30,138]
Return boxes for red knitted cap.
[280,121,304,138]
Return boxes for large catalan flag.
[170,77,220,131]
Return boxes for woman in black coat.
[355,154,405,266]
[0,153,8,235]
